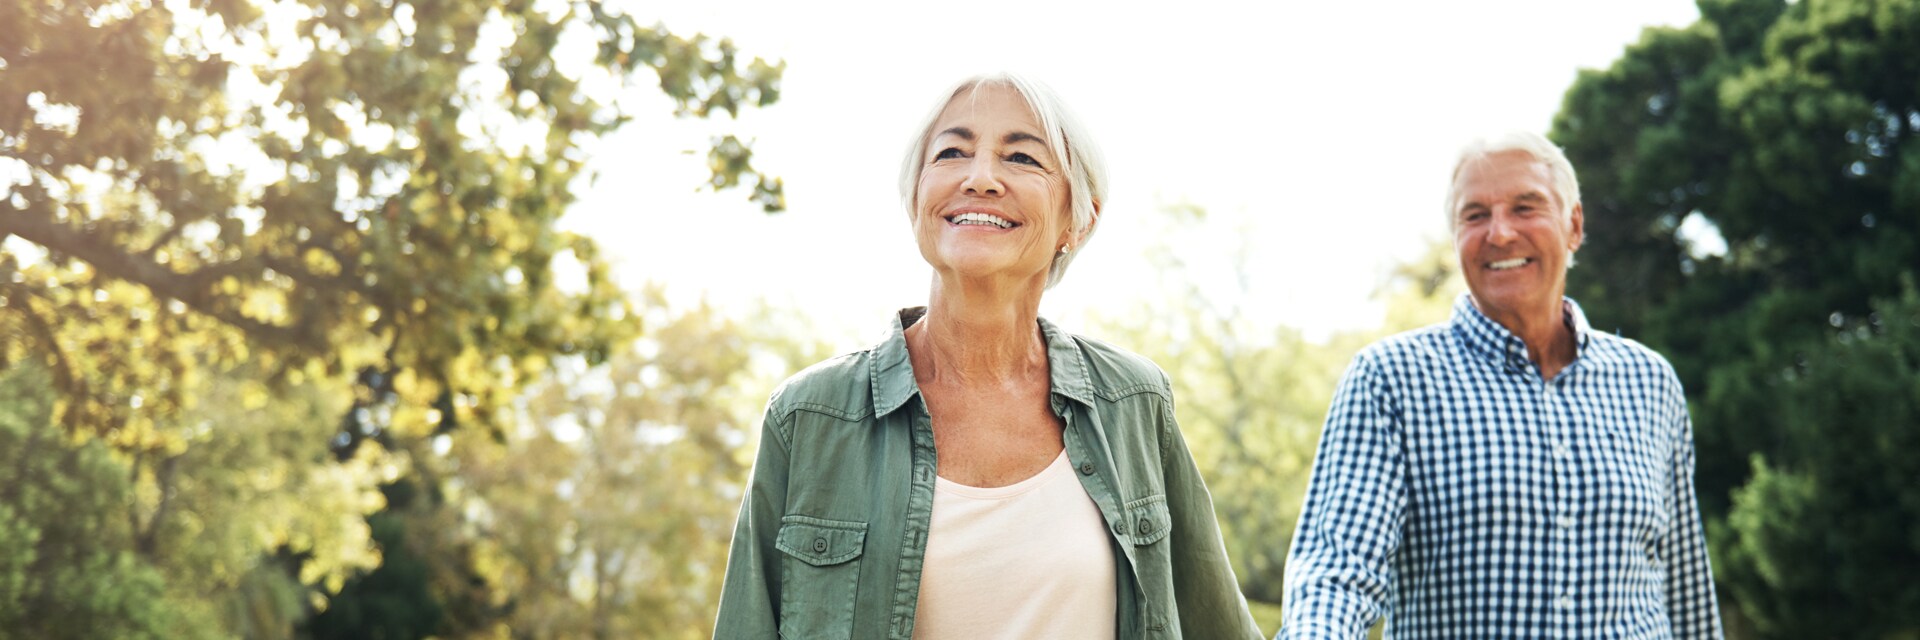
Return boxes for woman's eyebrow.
[1003,131,1046,146]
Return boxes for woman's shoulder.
[1061,331,1173,399]
[766,348,880,423]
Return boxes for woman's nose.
[960,156,1004,196]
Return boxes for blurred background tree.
[1554,0,1920,635]
[1094,206,1461,632]
[1,0,784,636]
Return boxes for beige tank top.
[911,450,1118,639]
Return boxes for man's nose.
[1487,211,1519,245]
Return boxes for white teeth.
[1489,258,1529,270]
[951,212,1014,229]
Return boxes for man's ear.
[1567,202,1584,253]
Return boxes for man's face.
[1451,150,1584,325]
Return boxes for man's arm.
[1660,401,1725,639]
[712,397,791,638]
[1278,353,1407,639]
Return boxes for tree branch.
[135,219,190,261]
[135,454,181,558]
[0,204,329,353]
[7,285,86,431]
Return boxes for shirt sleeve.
[713,396,791,639]
[1659,393,1725,639]
[1279,353,1407,639]
[1158,382,1266,639]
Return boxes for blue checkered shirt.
[1278,295,1722,639]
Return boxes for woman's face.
[912,83,1073,287]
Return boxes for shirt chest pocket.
[775,516,866,639]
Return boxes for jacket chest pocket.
[775,516,867,638]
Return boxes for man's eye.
[934,148,965,160]
[1007,152,1043,168]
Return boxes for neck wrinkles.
[911,276,1048,385]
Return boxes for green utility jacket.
[714,308,1261,639]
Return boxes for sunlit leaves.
[1,0,788,636]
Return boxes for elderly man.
[1278,132,1722,639]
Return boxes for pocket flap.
[776,516,867,567]
[1121,495,1172,546]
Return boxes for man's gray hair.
[1445,131,1582,229]
[899,73,1108,289]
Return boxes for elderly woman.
[714,74,1260,639]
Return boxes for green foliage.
[0,365,201,639]
[1716,285,1920,638]
[1094,211,1461,607]
[0,353,390,638]
[347,291,827,639]
[1553,0,1920,634]
[304,481,443,640]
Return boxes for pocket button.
[813,537,827,554]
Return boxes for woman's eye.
[1007,152,1043,167]
[934,147,965,160]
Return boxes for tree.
[1552,0,1920,634]
[1,0,785,636]
[1,0,782,440]
[421,291,830,638]
[1092,206,1460,617]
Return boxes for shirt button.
[1557,515,1575,529]
[1079,461,1095,475]
[1113,521,1128,535]
[1554,443,1571,458]
[813,538,827,554]
[1558,595,1574,609]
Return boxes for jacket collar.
[1450,293,1594,375]
[870,307,1096,418]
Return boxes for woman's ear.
[1076,199,1102,245]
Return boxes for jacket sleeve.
[1159,377,1265,639]
[1659,393,1724,639]
[713,395,791,639]
[1278,353,1406,639]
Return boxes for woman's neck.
[908,274,1049,385]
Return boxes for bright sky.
[561,0,1701,344]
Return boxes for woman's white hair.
[1446,131,1582,229]
[899,73,1108,289]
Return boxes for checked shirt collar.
[1449,293,1596,378]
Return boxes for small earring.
[1058,244,1071,255]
